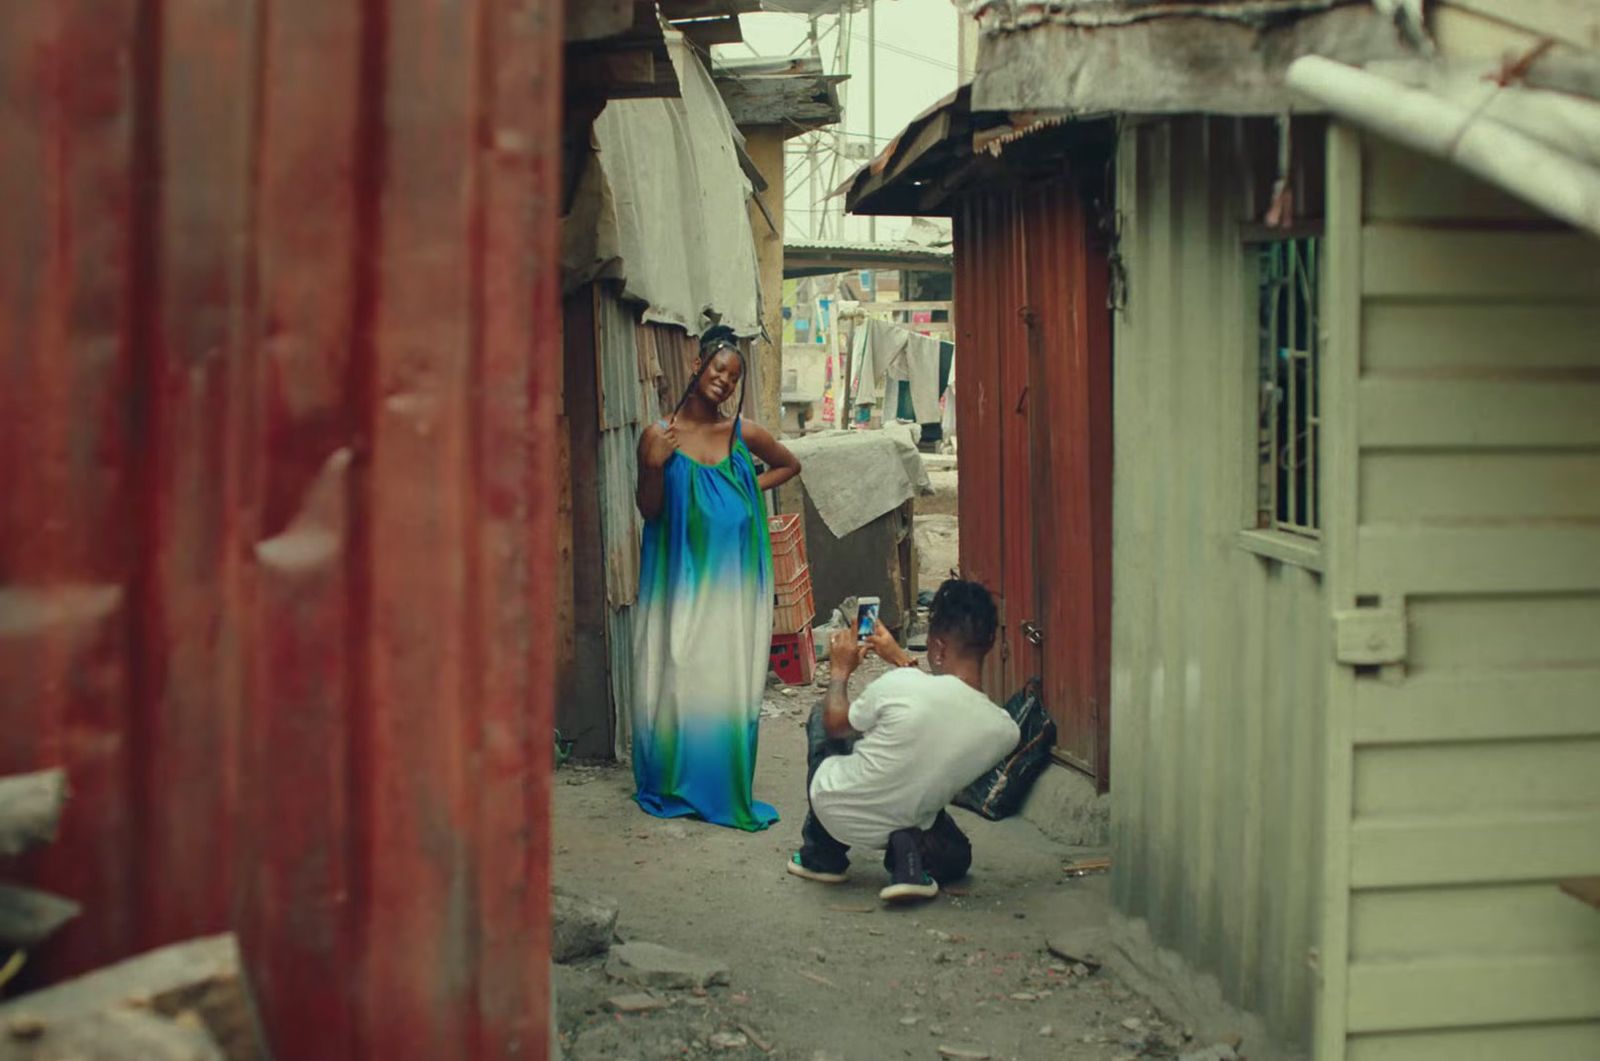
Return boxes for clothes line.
[849,316,948,425]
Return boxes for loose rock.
[1180,1045,1241,1061]
[605,942,730,991]
[552,889,620,964]
[1046,927,1108,973]
[937,1047,991,1060]
[603,993,667,1015]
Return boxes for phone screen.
[856,600,880,638]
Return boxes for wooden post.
[744,126,787,431]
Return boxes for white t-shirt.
[809,668,1021,852]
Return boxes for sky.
[718,1,963,244]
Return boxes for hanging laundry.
[850,317,908,404]
[850,317,947,424]
[941,350,958,439]
[891,331,942,425]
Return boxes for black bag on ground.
[951,677,1056,822]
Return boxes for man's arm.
[865,620,917,668]
[824,627,869,739]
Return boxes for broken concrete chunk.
[0,771,67,858]
[0,935,265,1061]
[936,1047,991,1061]
[603,993,668,1015]
[552,888,620,964]
[1045,926,1109,972]
[5,1018,44,1042]
[1179,1046,1241,1061]
[0,885,81,950]
[605,942,730,990]
[0,1009,224,1061]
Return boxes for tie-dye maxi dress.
[632,419,779,831]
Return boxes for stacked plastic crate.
[768,513,815,684]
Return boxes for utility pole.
[808,15,820,240]
[867,0,877,243]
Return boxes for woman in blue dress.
[632,326,802,830]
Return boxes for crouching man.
[786,580,1020,903]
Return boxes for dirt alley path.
[553,661,1191,1061]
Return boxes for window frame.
[1239,224,1326,571]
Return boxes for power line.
[756,0,959,73]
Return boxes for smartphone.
[855,596,881,639]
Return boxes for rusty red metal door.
[0,2,562,1057]
[954,181,1112,789]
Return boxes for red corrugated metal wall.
[0,2,560,1057]
[953,180,1113,789]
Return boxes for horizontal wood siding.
[1341,136,1600,1054]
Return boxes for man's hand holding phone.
[865,620,916,669]
[828,626,868,678]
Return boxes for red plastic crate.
[769,512,806,584]
[770,626,816,685]
[773,563,814,635]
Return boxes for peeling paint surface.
[0,3,562,1057]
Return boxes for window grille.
[1256,238,1321,537]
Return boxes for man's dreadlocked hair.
[928,579,999,656]
[672,324,748,419]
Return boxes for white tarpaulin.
[563,34,762,337]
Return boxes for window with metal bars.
[1255,237,1321,538]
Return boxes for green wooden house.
[860,2,1600,1055]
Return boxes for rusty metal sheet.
[952,179,1113,788]
[0,2,562,1057]
[954,193,1020,703]
[596,287,648,609]
[0,0,142,974]
[1018,181,1113,786]
[969,2,1409,115]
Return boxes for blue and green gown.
[631,418,780,831]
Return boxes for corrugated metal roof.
[784,237,953,277]
[962,0,1413,114]
[961,0,1352,30]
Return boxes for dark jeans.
[799,701,972,884]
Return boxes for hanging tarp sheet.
[563,34,762,337]
[787,430,933,540]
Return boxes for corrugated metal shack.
[844,87,1117,789]
[0,1,577,1056]
[0,0,777,1055]
[867,1,1600,1057]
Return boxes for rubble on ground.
[605,942,730,991]
[1045,926,1108,973]
[552,889,620,964]
[0,935,268,1061]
